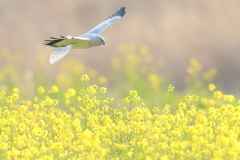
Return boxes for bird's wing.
[86,7,126,35]
[49,44,73,65]
[44,35,89,47]
[45,36,91,64]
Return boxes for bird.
[44,7,126,65]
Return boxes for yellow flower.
[152,107,159,113]
[12,93,19,101]
[163,107,169,114]
[129,90,138,97]
[167,84,174,92]
[224,94,235,102]
[33,104,39,110]
[237,100,240,105]
[187,58,202,75]
[65,99,71,106]
[51,85,59,93]
[178,103,187,109]
[37,86,45,94]
[33,97,38,103]
[81,74,90,81]
[214,90,223,99]
[123,97,130,104]
[148,73,159,89]
[127,151,134,157]
[99,87,107,94]
[0,91,6,100]
[208,84,216,91]
[0,142,8,150]
[185,95,192,101]
[12,88,20,94]
[98,76,108,84]
[192,94,199,101]
[86,86,97,95]
[67,88,76,97]
[203,68,217,80]
[25,100,32,107]
[19,105,27,113]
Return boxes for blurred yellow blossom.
[214,91,223,99]
[12,88,20,94]
[187,58,202,76]
[224,94,235,102]
[209,84,216,91]
[98,76,108,84]
[33,97,38,103]
[129,90,138,97]
[99,87,107,94]
[0,85,240,159]
[148,73,160,89]
[0,91,6,99]
[203,68,217,81]
[37,86,45,94]
[185,94,199,102]
[140,45,149,55]
[81,74,90,81]
[51,85,59,93]
[0,50,239,160]
[67,88,76,97]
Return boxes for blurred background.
[1,0,240,99]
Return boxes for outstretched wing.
[49,44,73,65]
[44,35,89,47]
[86,7,126,35]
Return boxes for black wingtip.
[43,36,66,46]
[50,37,59,39]
[118,7,126,17]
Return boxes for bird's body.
[44,7,126,64]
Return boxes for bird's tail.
[49,44,72,64]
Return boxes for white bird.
[44,7,126,65]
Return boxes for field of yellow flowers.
[0,44,240,159]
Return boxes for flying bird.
[44,7,126,64]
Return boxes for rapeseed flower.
[67,88,76,97]
[209,83,216,91]
[98,76,108,84]
[12,87,20,94]
[0,60,240,160]
[51,85,59,93]
[81,74,90,81]
[167,84,174,92]
[214,90,223,99]
[99,87,107,94]
[37,86,45,94]
[224,94,235,102]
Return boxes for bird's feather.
[86,7,126,35]
[44,36,89,48]
[49,44,72,64]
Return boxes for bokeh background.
[1,0,240,94]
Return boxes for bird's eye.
[101,39,105,45]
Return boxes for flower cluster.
[0,82,239,159]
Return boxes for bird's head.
[89,35,105,46]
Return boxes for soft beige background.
[1,0,240,92]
